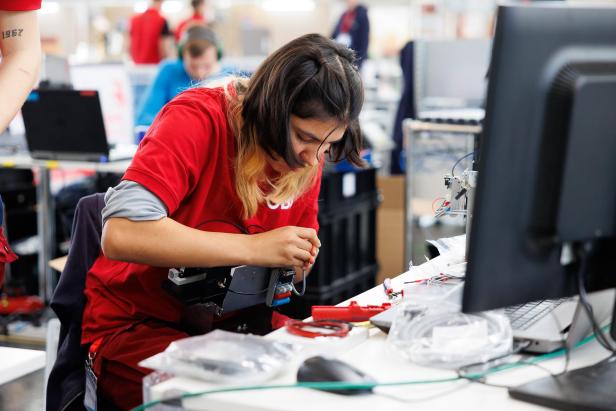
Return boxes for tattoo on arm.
[2,28,24,40]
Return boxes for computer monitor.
[39,54,72,89]
[414,39,492,111]
[21,89,110,161]
[463,3,616,410]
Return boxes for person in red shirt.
[0,0,41,287]
[82,33,364,409]
[129,0,173,64]
[174,0,206,42]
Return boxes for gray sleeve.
[101,180,168,226]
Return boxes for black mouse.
[296,356,376,396]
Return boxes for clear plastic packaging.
[273,324,369,356]
[139,329,300,384]
[403,280,464,307]
[426,234,466,262]
[387,302,512,369]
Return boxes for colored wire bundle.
[285,319,352,338]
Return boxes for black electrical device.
[163,265,295,314]
[265,268,295,308]
[163,266,232,308]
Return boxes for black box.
[278,168,380,319]
[307,168,379,291]
[308,193,378,291]
[318,168,377,214]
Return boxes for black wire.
[292,270,306,296]
[226,287,269,296]
[373,380,471,404]
[547,307,571,376]
[457,340,530,377]
[458,259,616,391]
[456,331,575,389]
[465,245,616,390]
[458,358,560,389]
[450,151,476,177]
[576,244,616,354]
[560,343,571,376]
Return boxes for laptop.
[370,288,614,354]
[21,89,135,162]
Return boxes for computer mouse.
[296,356,376,396]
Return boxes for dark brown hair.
[241,33,364,169]
[185,38,214,58]
[191,0,204,10]
[225,34,364,218]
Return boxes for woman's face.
[271,115,346,172]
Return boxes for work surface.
[0,347,46,386]
[0,153,131,173]
[147,258,613,411]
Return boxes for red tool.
[311,301,392,322]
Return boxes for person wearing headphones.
[82,33,364,409]
[0,0,41,287]
[135,25,229,127]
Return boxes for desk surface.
[0,347,46,386]
[0,153,131,173]
[147,260,613,411]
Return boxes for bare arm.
[159,35,175,60]
[158,20,175,60]
[0,10,41,132]
[102,217,320,269]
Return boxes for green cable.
[131,377,462,411]
[132,325,611,411]
[463,324,610,379]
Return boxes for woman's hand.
[248,226,320,268]
[294,245,319,282]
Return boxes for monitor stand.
[509,308,616,411]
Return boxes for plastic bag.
[139,329,300,384]
[426,234,466,261]
[388,301,512,369]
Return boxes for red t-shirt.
[81,87,321,344]
[174,13,206,42]
[129,8,170,64]
[0,0,41,10]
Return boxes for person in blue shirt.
[136,25,229,127]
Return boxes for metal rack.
[403,118,482,264]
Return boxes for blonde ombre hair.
[219,34,364,219]
[225,78,319,218]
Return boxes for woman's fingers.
[296,227,321,248]
[293,248,312,264]
[294,237,314,253]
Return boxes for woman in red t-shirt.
[82,33,364,409]
[0,0,41,286]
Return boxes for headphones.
[178,25,223,60]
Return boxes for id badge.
[84,358,98,411]
[335,32,352,47]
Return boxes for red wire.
[285,319,351,338]
[432,197,447,213]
